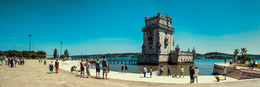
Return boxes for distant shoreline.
[70,52,260,59]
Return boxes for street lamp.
[29,34,32,58]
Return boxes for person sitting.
[215,75,220,82]
[71,66,77,72]
[172,74,178,78]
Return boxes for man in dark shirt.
[189,66,195,83]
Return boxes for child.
[215,75,220,82]
[150,67,152,78]
[49,61,54,73]
[143,66,147,77]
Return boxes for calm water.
[106,58,260,75]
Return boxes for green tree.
[37,51,46,58]
[237,48,250,63]
[64,49,69,58]
[234,49,239,62]
[31,53,38,58]
[60,55,66,58]
[53,49,58,58]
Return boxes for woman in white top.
[194,67,199,83]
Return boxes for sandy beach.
[1,60,260,87]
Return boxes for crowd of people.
[248,60,258,69]
[0,56,25,67]
[143,65,199,83]
[70,56,109,79]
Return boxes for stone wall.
[213,63,235,75]
[213,63,260,79]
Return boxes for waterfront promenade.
[1,60,260,87]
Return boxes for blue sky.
[1,0,260,56]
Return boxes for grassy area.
[236,64,260,69]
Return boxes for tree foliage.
[235,48,250,63]
[64,49,69,58]
[53,49,58,58]
[0,50,46,59]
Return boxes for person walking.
[125,64,128,73]
[180,66,184,78]
[121,63,124,73]
[167,65,171,76]
[189,66,195,83]
[80,59,85,77]
[55,59,59,73]
[95,58,101,78]
[102,56,109,79]
[224,67,227,80]
[143,66,147,77]
[194,67,199,83]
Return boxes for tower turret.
[192,47,196,59]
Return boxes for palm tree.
[234,49,239,63]
[240,48,248,63]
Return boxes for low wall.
[213,63,235,75]
[213,63,260,79]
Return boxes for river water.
[106,58,260,75]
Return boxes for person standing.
[0,57,3,65]
[102,56,108,79]
[10,58,14,68]
[44,58,47,65]
[125,64,128,73]
[180,66,184,78]
[150,67,152,78]
[80,59,85,77]
[229,59,232,66]
[5,57,8,65]
[8,58,10,66]
[248,61,251,69]
[224,67,227,80]
[167,65,171,76]
[38,58,40,63]
[143,66,147,77]
[86,61,91,78]
[159,66,163,76]
[14,58,18,67]
[55,59,59,73]
[41,58,42,63]
[49,61,54,73]
[95,58,101,78]
[121,63,124,73]
[194,67,199,83]
[189,66,195,83]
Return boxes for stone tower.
[139,11,175,64]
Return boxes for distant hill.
[197,52,260,59]
[70,52,260,59]
[71,53,142,59]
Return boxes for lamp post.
[29,34,32,58]
[60,42,63,58]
